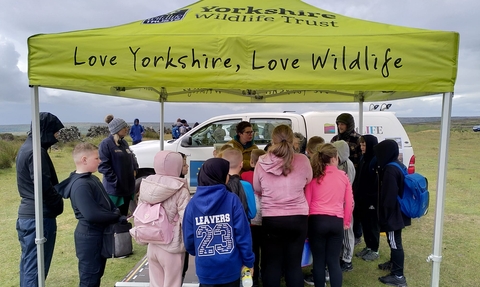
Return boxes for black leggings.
[308,215,344,287]
[261,215,308,287]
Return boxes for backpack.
[129,201,178,245]
[172,126,180,139]
[387,162,429,218]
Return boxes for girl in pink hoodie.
[305,143,354,287]
[253,125,312,287]
[138,151,190,287]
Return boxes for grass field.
[1,123,479,286]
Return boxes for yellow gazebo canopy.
[28,0,459,103]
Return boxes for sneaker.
[355,247,370,257]
[340,260,353,272]
[354,237,362,246]
[378,261,393,271]
[304,269,329,285]
[362,250,380,261]
[378,273,408,286]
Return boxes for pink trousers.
[147,244,184,287]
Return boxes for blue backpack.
[387,162,429,218]
[172,126,180,139]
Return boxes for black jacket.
[98,135,137,197]
[56,172,120,231]
[374,139,411,231]
[353,135,379,208]
[16,112,64,219]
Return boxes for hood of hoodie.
[258,153,285,176]
[29,112,64,149]
[373,139,399,168]
[332,140,349,164]
[56,172,88,199]
[191,184,229,215]
[140,150,186,204]
[154,150,183,177]
[336,113,355,137]
[362,135,379,160]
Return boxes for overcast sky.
[1,0,479,125]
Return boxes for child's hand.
[119,215,128,225]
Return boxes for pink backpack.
[129,201,178,245]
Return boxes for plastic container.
[241,266,253,287]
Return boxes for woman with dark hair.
[305,143,354,287]
[253,124,312,287]
[183,158,254,287]
[226,121,258,173]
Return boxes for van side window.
[190,119,241,147]
[250,118,292,145]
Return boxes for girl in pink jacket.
[253,124,312,287]
[138,151,190,287]
[305,143,354,287]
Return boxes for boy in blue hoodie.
[57,143,125,287]
[183,158,255,287]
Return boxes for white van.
[131,111,414,191]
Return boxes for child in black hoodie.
[57,143,125,287]
[373,139,411,287]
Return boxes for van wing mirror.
[181,136,192,147]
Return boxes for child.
[306,136,325,157]
[139,150,191,287]
[221,148,257,220]
[241,148,266,287]
[305,143,353,287]
[183,158,255,287]
[56,143,124,287]
[332,140,356,272]
[374,139,410,287]
[354,135,381,262]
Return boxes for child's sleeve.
[343,177,354,227]
[72,181,119,224]
[242,181,257,219]
[182,203,196,256]
[233,200,255,268]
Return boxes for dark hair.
[236,121,252,134]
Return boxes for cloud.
[1,0,479,125]
[0,38,30,103]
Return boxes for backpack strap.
[386,162,408,176]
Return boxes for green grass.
[1,126,480,286]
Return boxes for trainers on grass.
[362,250,379,261]
[340,260,353,272]
[378,261,393,271]
[354,237,362,246]
[355,247,370,257]
[378,273,407,287]
[304,274,314,286]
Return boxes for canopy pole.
[358,93,364,134]
[31,86,46,287]
[159,88,167,151]
[429,92,453,287]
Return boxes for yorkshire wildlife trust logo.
[143,9,189,24]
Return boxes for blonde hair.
[221,148,243,168]
[310,143,337,181]
[72,142,98,163]
[215,143,235,158]
[269,124,294,176]
[306,136,325,155]
[250,149,266,166]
